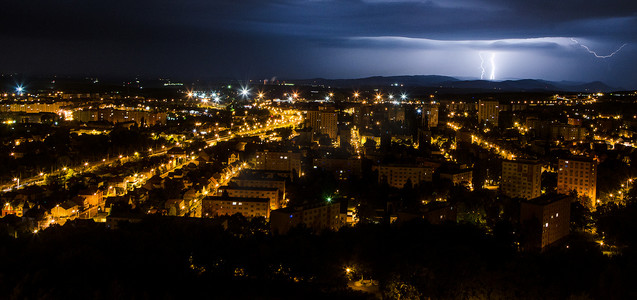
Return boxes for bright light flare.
[239,87,250,98]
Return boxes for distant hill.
[288,75,459,88]
[286,75,616,93]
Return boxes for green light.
[326,197,332,203]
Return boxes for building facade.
[270,202,344,234]
[440,169,473,186]
[73,108,167,126]
[216,186,282,210]
[478,100,499,125]
[501,160,542,200]
[520,195,571,251]
[378,164,434,188]
[254,150,302,177]
[307,108,338,139]
[557,157,597,206]
[421,103,439,128]
[202,196,270,219]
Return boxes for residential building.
[231,177,286,200]
[270,202,344,234]
[396,202,457,225]
[216,186,282,210]
[378,164,434,188]
[550,124,587,141]
[202,196,270,219]
[313,157,362,179]
[307,107,338,139]
[557,157,597,206]
[501,160,542,199]
[520,195,571,251]
[440,168,473,186]
[421,103,439,128]
[78,188,104,207]
[478,100,499,125]
[255,150,302,177]
[73,108,167,126]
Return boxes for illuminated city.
[2,0,637,299]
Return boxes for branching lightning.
[489,53,496,80]
[479,53,486,80]
[570,38,627,58]
[478,52,496,80]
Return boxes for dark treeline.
[2,216,637,299]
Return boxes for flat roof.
[523,194,571,205]
[218,186,279,192]
[204,196,269,203]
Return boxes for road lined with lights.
[447,122,517,160]
[2,107,303,193]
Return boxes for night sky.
[1,0,636,88]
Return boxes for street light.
[240,87,250,98]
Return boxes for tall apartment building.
[270,202,344,234]
[550,124,587,141]
[386,105,405,122]
[307,107,338,139]
[421,103,439,128]
[557,157,597,206]
[353,105,372,127]
[478,100,499,125]
[202,196,270,219]
[255,150,302,177]
[378,164,434,188]
[501,160,542,199]
[520,195,571,251]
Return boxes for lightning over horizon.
[570,38,628,59]
[489,53,496,80]
[479,53,486,80]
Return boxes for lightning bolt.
[489,53,496,80]
[570,38,627,58]
[479,53,486,80]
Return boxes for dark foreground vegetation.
[2,215,637,300]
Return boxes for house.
[78,187,103,207]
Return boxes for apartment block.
[520,195,571,251]
[501,160,542,199]
[557,157,597,206]
[478,100,499,125]
[378,164,434,188]
[270,202,344,234]
[202,196,270,219]
[255,150,302,177]
[216,186,281,210]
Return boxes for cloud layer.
[0,0,635,87]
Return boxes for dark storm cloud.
[0,0,635,86]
